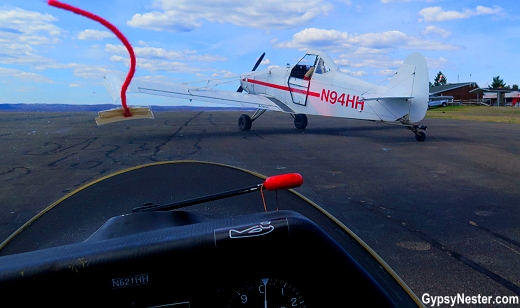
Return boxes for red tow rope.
[48,0,135,117]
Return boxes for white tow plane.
[101,50,430,141]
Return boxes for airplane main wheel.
[415,132,426,142]
[294,114,308,129]
[238,114,252,131]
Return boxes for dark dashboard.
[0,210,396,307]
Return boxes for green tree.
[490,76,507,89]
[512,84,519,90]
[433,71,447,86]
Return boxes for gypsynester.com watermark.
[422,293,519,307]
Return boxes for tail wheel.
[294,114,308,129]
[238,114,252,131]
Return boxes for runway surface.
[1,110,520,304]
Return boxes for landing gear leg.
[238,109,266,131]
[408,124,427,142]
[291,114,308,129]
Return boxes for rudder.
[382,53,429,123]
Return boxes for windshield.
[314,57,330,74]
[1,1,520,307]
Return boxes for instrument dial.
[225,278,306,307]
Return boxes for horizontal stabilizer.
[362,96,413,102]
[95,107,154,125]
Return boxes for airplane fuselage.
[239,67,389,121]
[103,50,429,140]
[239,50,429,124]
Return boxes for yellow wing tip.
[95,107,154,125]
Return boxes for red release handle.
[263,173,303,191]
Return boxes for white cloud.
[275,28,457,79]
[105,42,233,75]
[109,55,126,62]
[419,5,503,22]
[421,26,451,38]
[72,66,119,79]
[335,56,402,69]
[426,56,449,69]
[378,69,397,76]
[0,49,59,69]
[380,0,413,3]
[137,59,201,73]
[0,8,60,36]
[0,67,52,83]
[16,61,120,80]
[475,5,503,15]
[106,44,183,59]
[274,28,349,51]
[127,0,333,31]
[339,68,367,77]
[211,70,237,78]
[0,10,114,85]
[105,43,227,63]
[274,28,460,53]
[134,75,173,84]
[348,31,410,49]
[0,8,62,69]
[127,11,201,32]
[261,59,273,66]
[77,29,113,40]
[108,53,199,73]
[33,62,79,71]
[335,53,409,78]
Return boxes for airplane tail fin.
[381,53,429,123]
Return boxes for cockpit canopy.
[289,50,338,79]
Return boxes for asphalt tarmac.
[1,110,520,305]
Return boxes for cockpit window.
[314,57,330,74]
[290,54,330,80]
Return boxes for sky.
[0,0,518,105]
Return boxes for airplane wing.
[103,74,289,113]
[137,84,289,112]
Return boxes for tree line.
[430,71,519,90]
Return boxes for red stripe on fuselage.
[244,78,320,97]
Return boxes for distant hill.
[0,104,250,112]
